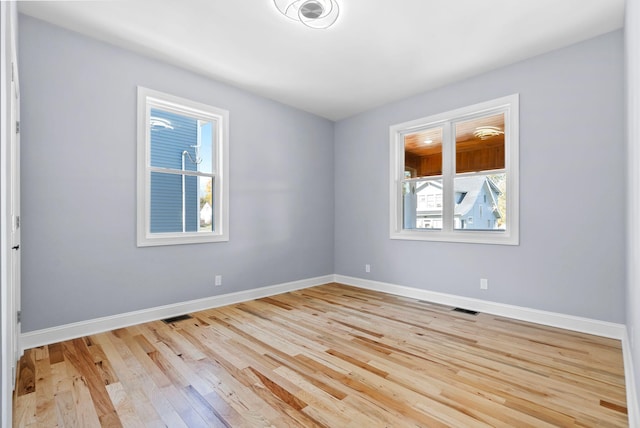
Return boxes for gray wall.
[626,0,640,404]
[334,30,626,323]
[18,15,335,332]
[18,14,627,333]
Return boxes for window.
[390,94,519,245]
[137,87,229,246]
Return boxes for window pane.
[453,173,506,230]
[150,109,214,174]
[390,94,517,244]
[196,120,214,174]
[403,179,443,230]
[150,172,214,233]
[198,176,214,232]
[455,113,505,174]
[139,87,230,246]
[150,109,197,170]
[150,171,182,233]
[404,127,443,178]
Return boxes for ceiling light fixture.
[274,0,340,29]
[473,126,504,140]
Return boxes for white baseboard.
[20,275,334,352]
[334,275,626,340]
[22,274,627,349]
[622,330,639,428]
[23,273,627,348]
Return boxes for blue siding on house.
[149,109,199,233]
[184,175,198,232]
[150,172,182,232]
[150,109,198,171]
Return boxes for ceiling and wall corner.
[17,0,625,121]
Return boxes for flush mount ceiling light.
[274,0,339,29]
[473,126,504,140]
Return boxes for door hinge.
[16,121,20,134]
[17,311,21,324]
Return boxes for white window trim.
[389,94,519,245]
[137,87,229,247]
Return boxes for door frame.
[1,2,20,426]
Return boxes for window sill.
[137,232,229,247]
[390,229,518,245]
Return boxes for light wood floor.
[14,283,628,427]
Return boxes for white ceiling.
[18,0,625,121]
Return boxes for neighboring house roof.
[455,176,484,216]
[415,180,442,193]
[454,175,502,218]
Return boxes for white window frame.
[389,94,519,245]
[137,87,229,247]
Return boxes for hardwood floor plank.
[105,382,147,428]
[16,349,35,397]
[61,339,121,426]
[180,385,231,428]
[14,283,629,427]
[265,353,348,401]
[85,338,119,387]
[33,354,56,427]
[140,326,280,426]
[69,373,102,427]
[271,365,366,427]
[13,392,36,428]
[159,384,210,428]
[47,343,65,365]
[53,390,77,428]
[248,366,308,411]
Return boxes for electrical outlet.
[365,264,371,273]
[215,275,222,286]
[480,278,488,290]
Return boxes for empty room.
[1,0,639,426]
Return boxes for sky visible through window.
[199,122,213,196]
